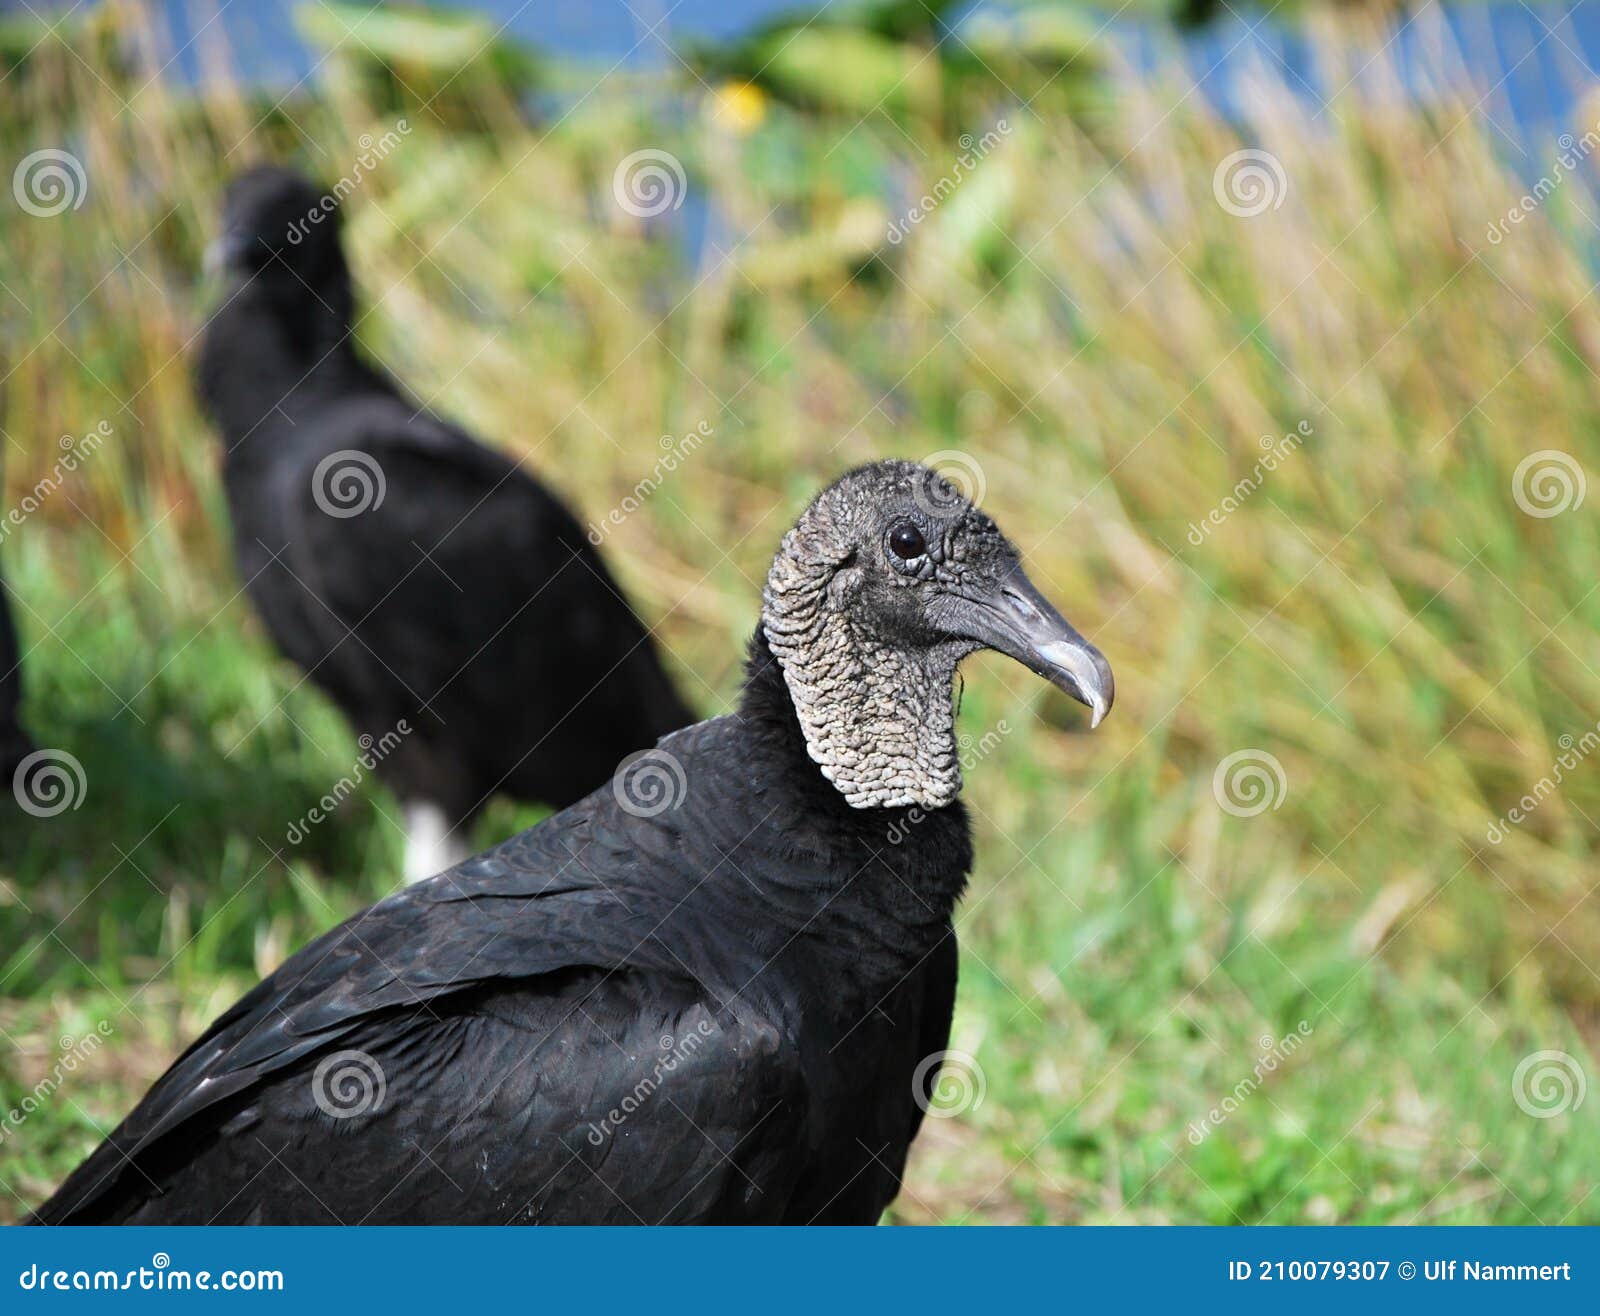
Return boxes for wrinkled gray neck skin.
[762,496,971,811]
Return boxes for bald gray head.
[762,460,1113,810]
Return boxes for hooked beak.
[946,562,1114,728]
[203,228,246,278]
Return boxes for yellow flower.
[710,80,768,135]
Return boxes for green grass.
[2,5,1599,1223]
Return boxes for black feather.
[31,632,967,1225]
[196,165,692,831]
[0,573,33,781]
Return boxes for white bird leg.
[403,800,470,884]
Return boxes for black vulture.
[1,573,33,782]
[32,460,1113,1225]
[197,165,693,881]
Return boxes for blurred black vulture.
[1,573,33,782]
[196,165,693,881]
[33,460,1112,1225]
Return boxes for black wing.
[0,573,33,776]
[248,398,687,810]
[34,743,807,1224]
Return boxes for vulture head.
[206,164,348,292]
[762,459,1113,811]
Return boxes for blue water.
[1113,1,1599,159]
[4,0,821,83]
[10,0,1599,158]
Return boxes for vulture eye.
[888,522,927,561]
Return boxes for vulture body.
[35,643,963,1224]
[34,460,1113,1225]
[1,576,33,781]
[197,166,692,880]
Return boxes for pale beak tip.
[1036,637,1114,730]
